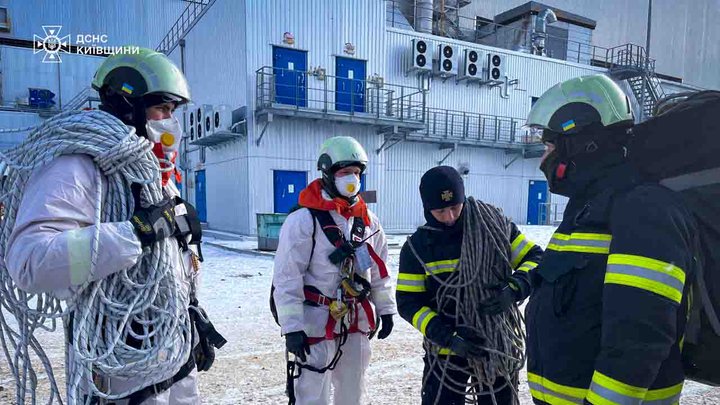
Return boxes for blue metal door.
[360,173,366,192]
[195,170,207,222]
[273,47,307,107]
[335,57,366,113]
[527,180,548,225]
[274,170,308,213]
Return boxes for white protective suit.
[5,154,200,405]
[272,201,396,405]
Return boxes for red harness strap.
[303,289,375,345]
[366,243,389,279]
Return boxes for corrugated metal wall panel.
[168,0,247,108]
[382,140,545,230]
[1,46,104,108]
[0,0,184,49]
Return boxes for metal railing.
[539,202,565,225]
[62,86,100,111]
[418,107,529,145]
[156,0,217,55]
[255,66,426,123]
[386,0,611,65]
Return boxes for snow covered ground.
[1,225,718,404]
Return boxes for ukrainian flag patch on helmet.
[121,83,134,95]
[562,119,576,131]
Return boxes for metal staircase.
[62,86,100,111]
[156,0,218,55]
[607,44,665,120]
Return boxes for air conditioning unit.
[194,106,203,138]
[485,52,504,82]
[183,107,196,140]
[201,104,214,137]
[460,49,481,80]
[436,43,456,76]
[411,38,431,71]
[213,104,233,133]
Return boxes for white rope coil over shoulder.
[0,110,192,404]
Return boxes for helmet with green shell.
[317,136,368,200]
[527,74,636,196]
[92,47,190,104]
[526,74,634,142]
[92,47,191,134]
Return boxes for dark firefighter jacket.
[526,171,699,405]
[396,206,543,353]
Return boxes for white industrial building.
[0,0,714,235]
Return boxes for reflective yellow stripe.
[588,371,645,405]
[425,259,459,275]
[605,273,683,304]
[438,347,455,355]
[511,234,536,268]
[411,306,438,336]
[527,372,586,405]
[517,261,538,273]
[607,254,685,284]
[547,232,612,254]
[396,272,427,292]
[644,382,683,404]
[530,391,583,405]
[605,254,686,304]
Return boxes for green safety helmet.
[528,75,635,197]
[317,136,368,201]
[92,47,191,105]
[317,136,368,174]
[526,74,633,141]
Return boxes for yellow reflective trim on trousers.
[67,228,92,285]
[589,371,646,405]
[397,272,427,292]
[518,261,538,273]
[530,390,583,405]
[607,254,685,285]
[411,306,438,336]
[425,259,459,275]
[527,373,587,402]
[605,273,683,304]
[644,382,683,401]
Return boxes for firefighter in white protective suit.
[5,48,224,404]
[272,136,397,405]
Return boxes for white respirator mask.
[145,115,182,154]
[335,174,361,198]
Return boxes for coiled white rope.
[0,110,193,404]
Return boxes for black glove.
[448,327,486,360]
[194,335,216,372]
[131,199,176,247]
[376,314,394,339]
[285,331,311,362]
[190,302,227,372]
[479,281,521,316]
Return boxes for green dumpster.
[256,213,289,251]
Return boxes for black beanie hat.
[419,166,465,211]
